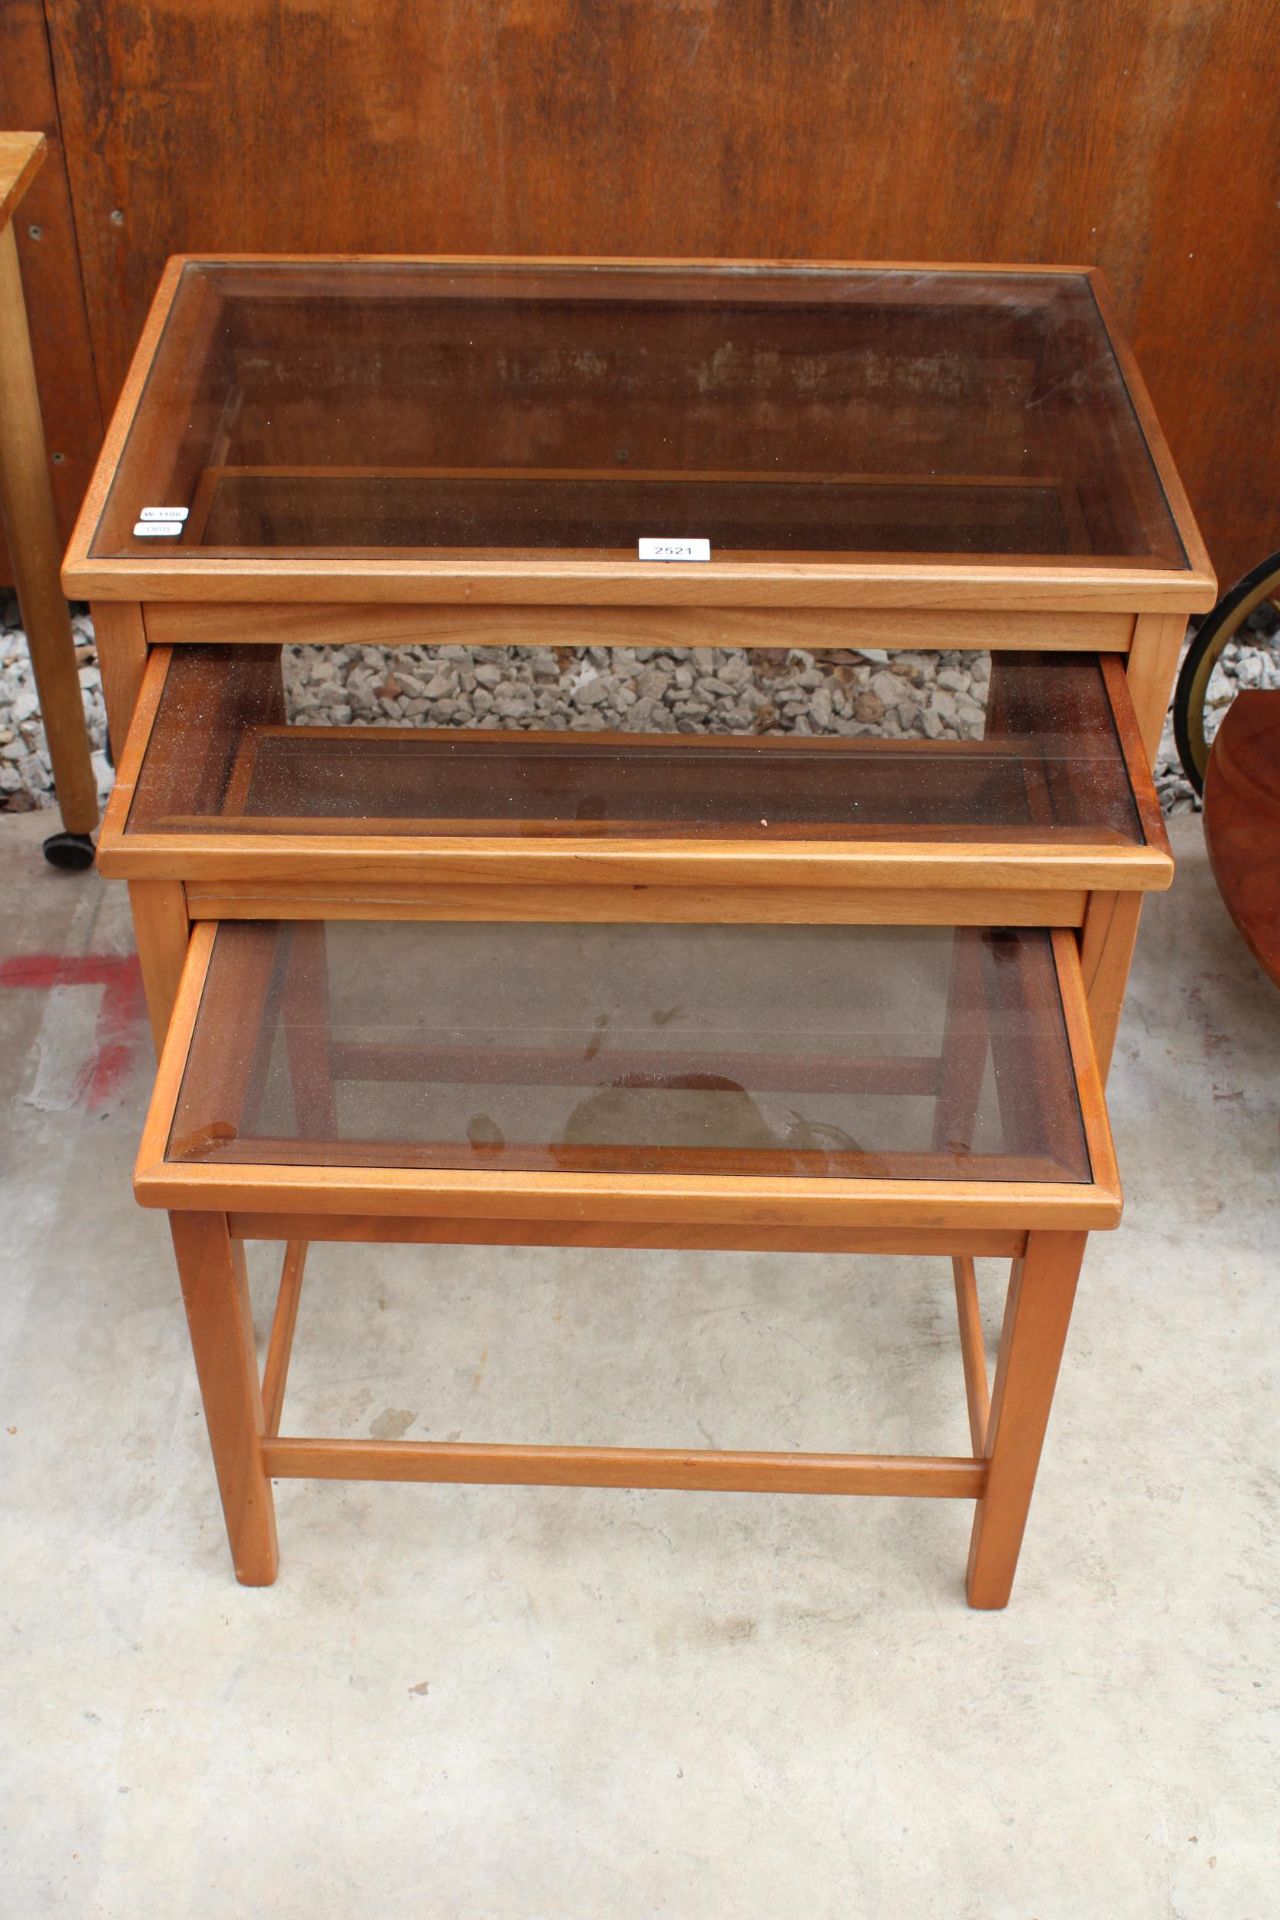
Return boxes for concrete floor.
[1,810,1276,1919]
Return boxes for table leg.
[170,1210,279,1586]
[129,877,191,1055]
[966,1228,1086,1609]
[0,222,97,836]
[1079,892,1143,1082]
[1126,611,1187,763]
[88,600,148,763]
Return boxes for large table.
[64,257,1216,1602]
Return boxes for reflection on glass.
[167,921,1091,1183]
[93,261,1186,567]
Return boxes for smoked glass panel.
[126,644,1145,845]
[91,260,1186,568]
[166,921,1091,1184]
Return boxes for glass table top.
[120,645,1151,848]
[165,921,1092,1183]
[89,260,1188,571]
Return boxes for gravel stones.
[0,596,112,816]
[1153,607,1280,813]
[278,638,990,751]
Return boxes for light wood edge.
[952,1254,991,1453]
[1079,891,1144,1084]
[140,601,1136,651]
[1099,652,1173,861]
[1086,268,1216,591]
[97,644,171,848]
[181,883,1088,929]
[90,600,149,761]
[226,1213,1027,1257]
[1127,610,1191,763]
[965,1226,1088,1607]
[97,832,1173,891]
[170,1212,278,1582]
[181,875,1094,928]
[134,917,215,1176]
[66,553,1217,610]
[138,1159,1121,1232]
[0,133,45,228]
[261,1240,307,1437]
[258,1436,985,1498]
[127,878,192,1054]
[61,257,188,590]
[1052,926,1121,1207]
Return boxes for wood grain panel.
[37,0,1276,589]
[140,600,1135,655]
[0,2,102,568]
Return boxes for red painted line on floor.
[0,950,146,1107]
[0,953,136,991]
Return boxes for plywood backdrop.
[3,0,1276,589]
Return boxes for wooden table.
[138,915,1117,1607]
[0,131,97,864]
[64,257,1217,1602]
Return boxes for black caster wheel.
[41,830,96,872]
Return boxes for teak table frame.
[63,256,1217,1603]
[139,920,1117,1611]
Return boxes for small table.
[0,132,98,865]
[138,915,1118,1607]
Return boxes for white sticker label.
[132,520,184,537]
[638,537,710,563]
[139,505,189,521]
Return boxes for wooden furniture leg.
[0,221,97,835]
[952,1253,991,1455]
[1079,891,1144,1081]
[1073,615,1185,1082]
[966,1228,1087,1608]
[933,929,999,1432]
[170,1210,279,1586]
[129,877,191,1054]
[1126,610,1187,762]
[89,600,148,762]
[1076,621,1179,1080]
[262,1240,308,1437]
